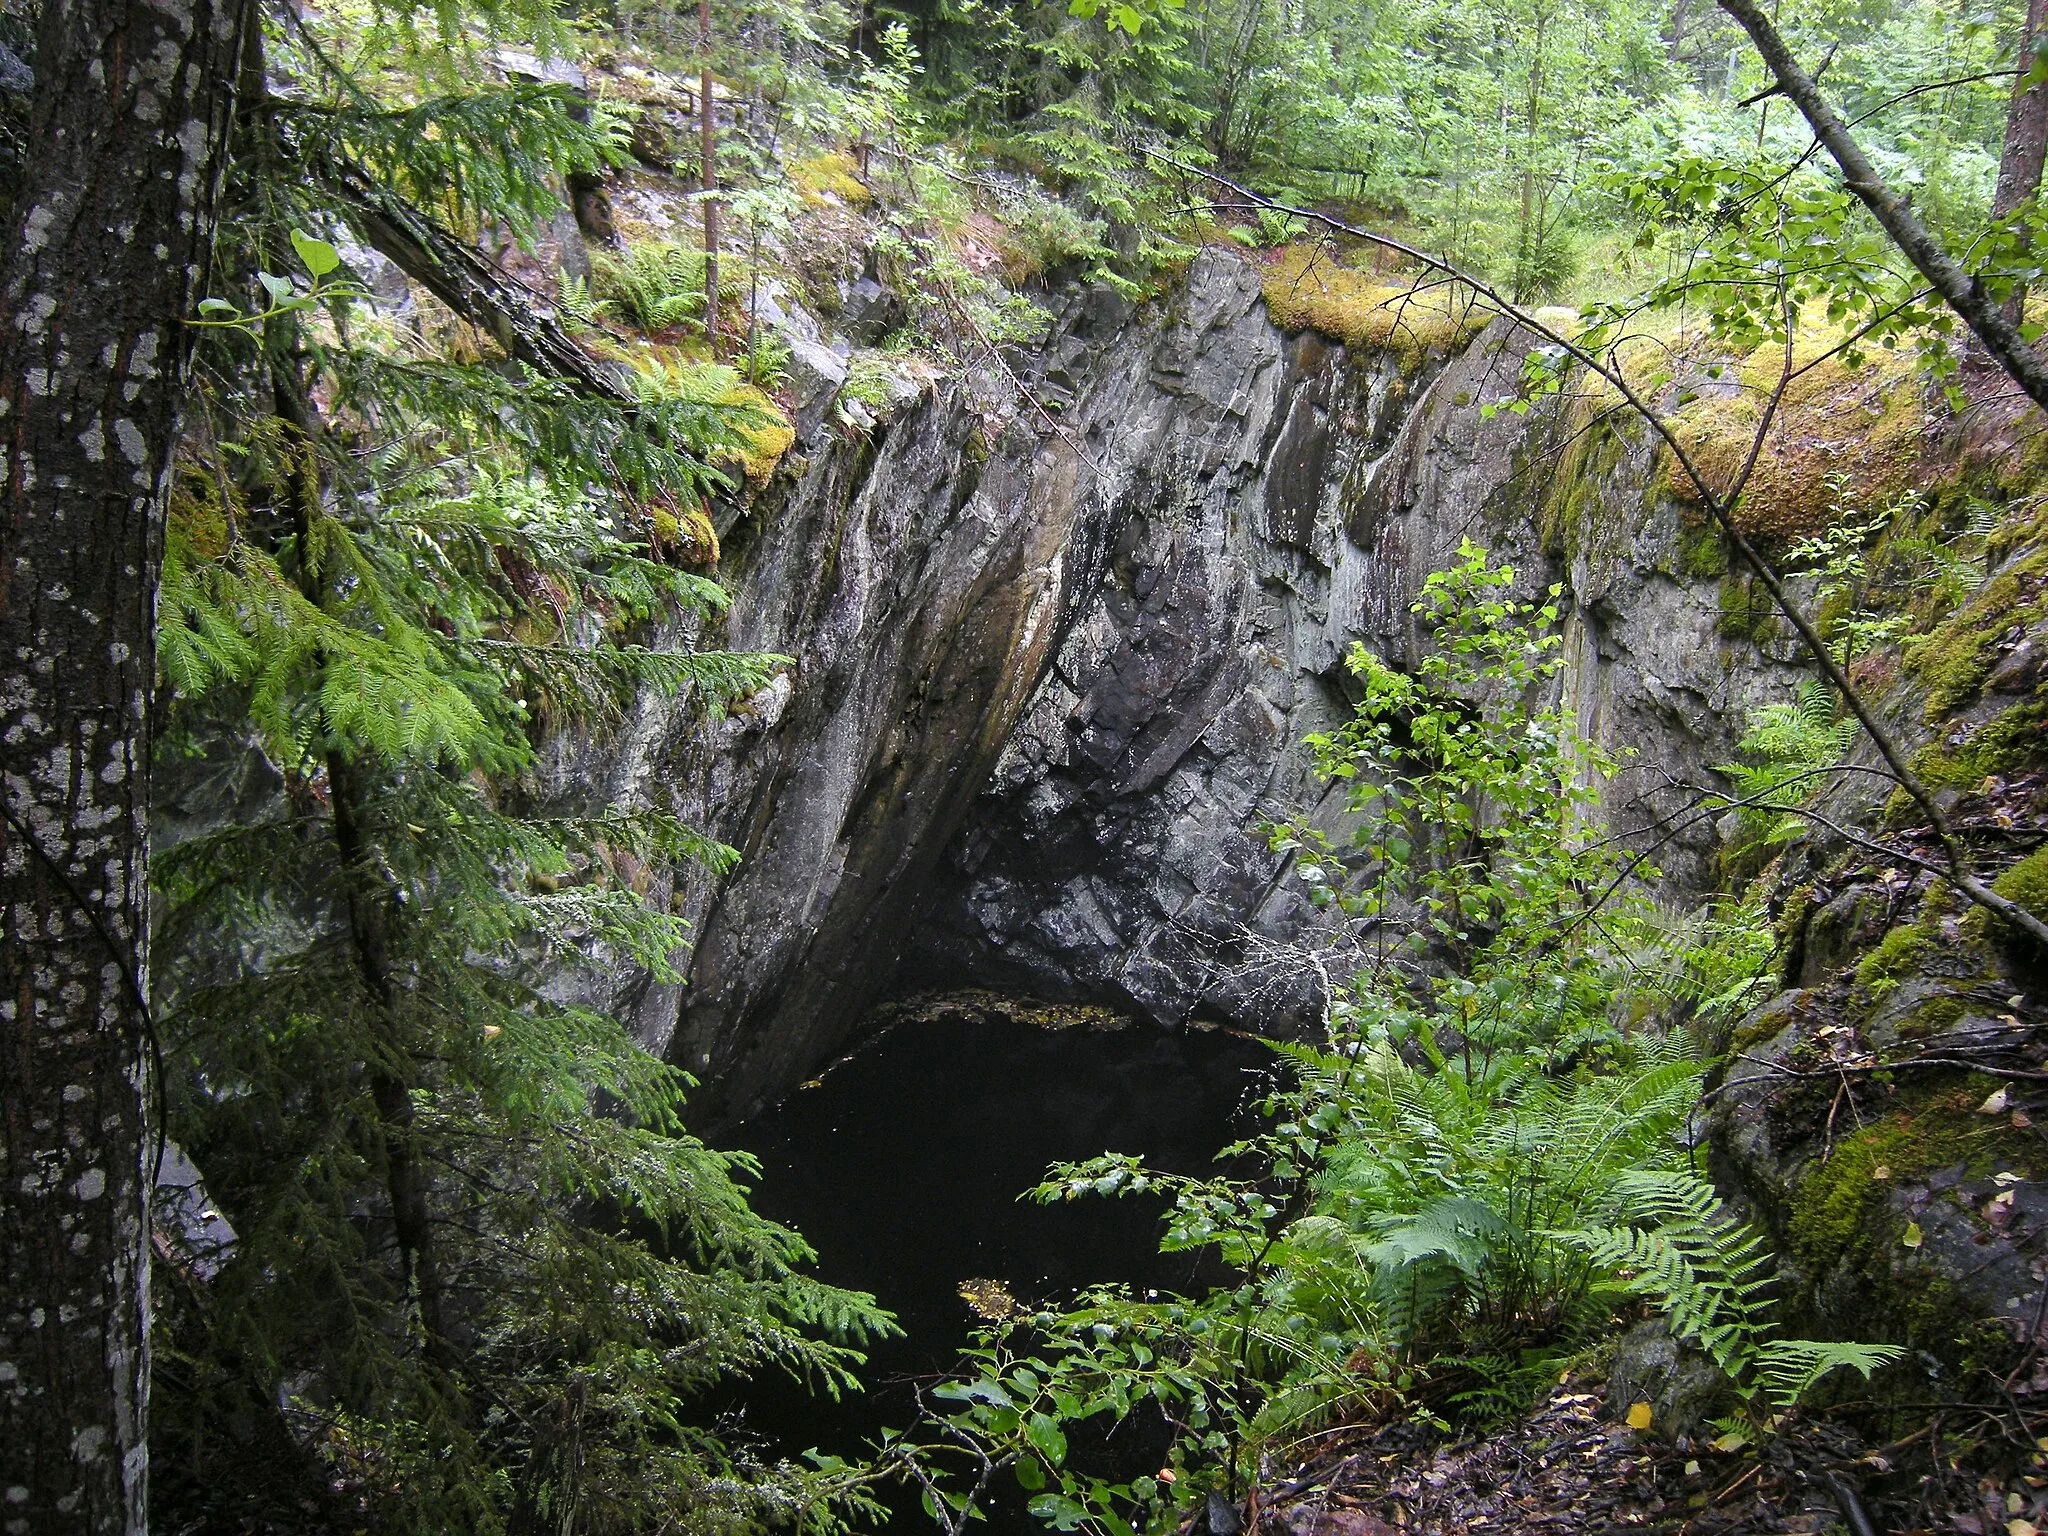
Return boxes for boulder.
[838,275,904,346]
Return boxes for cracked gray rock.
[535,249,1805,1126]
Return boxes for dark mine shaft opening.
[724,997,1280,1530]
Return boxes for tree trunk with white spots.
[0,0,247,1526]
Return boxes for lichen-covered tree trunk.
[0,0,246,1524]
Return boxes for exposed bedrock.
[591,250,1805,1126]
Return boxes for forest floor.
[1266,1368,2045,1536]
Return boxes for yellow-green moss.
[1993,846,2048,919]
[1729,1009,1792,1056]
[727,384,795,483]
[790,150,871,208]
[1910,703,2048,790]
[1856,923,1931,990]
[649,502,720,567]
[1790,1114,1929,1274]
[1659,329,1926,542]
[1902,547,2048,719]
[1259,246,1488,367]
[167,465,233,561]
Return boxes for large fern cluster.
[591,240,714,332]
[1572,1172,1900,1409]
[1716,678,1858,847]
[1303,1031,1707,1355]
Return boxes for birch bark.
[0,0,247,1525]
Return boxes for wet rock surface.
[567,249,1805,1125]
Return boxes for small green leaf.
[290,229,342,279]
[1025,1411,1068,1467]
[1028,1494,1090,1531]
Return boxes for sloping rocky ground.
[1265,1364,2046,1536]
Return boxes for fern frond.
[1565,1171,1777,1379]
[1753,1339,1904,1407]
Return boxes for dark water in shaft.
[726,1002,1277,1526]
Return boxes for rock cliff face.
[608,250,1807,1126]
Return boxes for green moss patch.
[1789,1090,2045,1349]
[1260,246,1488,366]
[1535,407,1632,563]
[1902,549,2048,719]
[1993,846,2048,920]
[1855,923,1931,992]
[1894,994,1966,1041]
[1717,575,1776,642]
[1678,519,1729,578]
[1911,704,2048,789]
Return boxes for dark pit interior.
[726,998,1278,1529]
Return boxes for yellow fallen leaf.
[1684,1460,1701,1477]
[1982,1087,2011,1115]
[1902,1221,1924,1249]
[1712,1430,1750,1453]
[1626,1401,1653,1431]
[1872,1165,1891,1180]
[2006,1518,2035,1536]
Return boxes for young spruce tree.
[145,4,894,1532]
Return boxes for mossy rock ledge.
[1711,964,2048,1384]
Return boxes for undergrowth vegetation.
[902,550,1897,1536]
[30,0,2044,1513]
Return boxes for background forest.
[6,0,2048,1525]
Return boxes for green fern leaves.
[1716,678,1857,845]
[1570,1170,1903,1406]
[1752,1340,1903,1407]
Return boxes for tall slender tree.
[0,0,248,1526]
[701,0,721,348]
[1993,0,2048,324]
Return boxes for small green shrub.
[993,191,1111,284]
